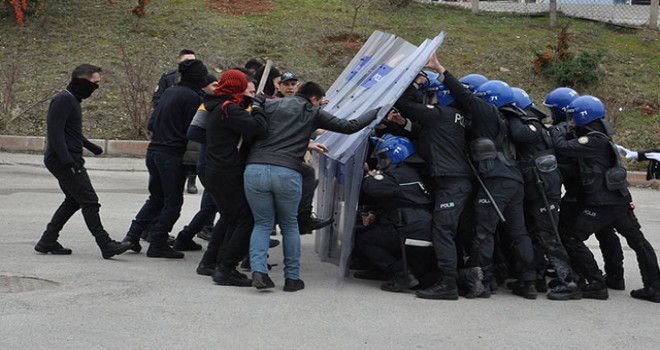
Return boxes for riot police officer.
[394,74,475,300]
[550,96,660,303]
[426,53,537,299]
[357,135,433,293]
[544,88,625,291]
[507,87,582,300]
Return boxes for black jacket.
[442,72,523,183]
[248,94,376,174]
[152,69,178,108]
[395,85,471,178]
[550,125,630,206]
[508,115,562,199]
[147,82,202,156]
[44,91,101,168]
[206,96,268,174]
[361,162,432,242]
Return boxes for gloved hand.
[644,152,660,162]
[549,123,567,136]
[615,144,637,160]
[252,93,267,110]
[86,142,103,155]
[65,162,84,176]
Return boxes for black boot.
[196,225,213,241]
[547,281,583,301]
[299,213,334,234]
[100,240,133,259]
[212,266,252,287]
[252,271,275,290]
[630,285,660,303]
[605,272,626,290]
[122,234,142,253]
[34,240,72,255]
[146,245,184,259]
[173,230,202,251]
[512,281,538,300]
[196,261,216,276]
[186,174,198,194]
[380,270,419,293]
[458,267,484,299]
[415,276,458,300]
[582,281,609,300]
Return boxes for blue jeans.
[244,164,302,279]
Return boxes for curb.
[0,135,148,158]
[1,134,657,189]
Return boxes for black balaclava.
[66,78,99,100]
[179,59,208,88]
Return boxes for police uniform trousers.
[559,192,624,279]
[431,176,474,279]
[473,177,535,282]
[562,203,660,287]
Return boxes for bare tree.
[116,45,156,139]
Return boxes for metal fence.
[430,0,660,29]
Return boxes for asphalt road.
[1,152,659,349]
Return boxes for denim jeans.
[127,149,186,247]
[245,164,302,279]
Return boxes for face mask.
[66,78,99,100]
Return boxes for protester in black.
[204,70,268,287]
[122,59,208,259]
[36,64,132,259]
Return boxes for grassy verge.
[0,0,657,153]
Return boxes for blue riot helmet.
[375,134,416,167]
[459,74,488,92]
[474,80,514,108]
[566,95,606,127]
[435,82,455,106]
[511,87,533,110]
[543,87,579,122]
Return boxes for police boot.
[415,276,458,300]
[547,281,583,301]
[582,281,609,300]
[457,267,485,299]
[512,281,538,300]
[605,271,625,291]
[380,270,419,293]
[630,283,660,303]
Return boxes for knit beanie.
[179,59,208,88]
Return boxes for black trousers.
[126,150,186,248]
[298,162,317,218]
[562,203,660,288]
[559,193,624,277]
[431,176,473,278]
[472,177,535,282]
[42,160,110,246]
[524,191,577,283]
[202,169,253,268]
